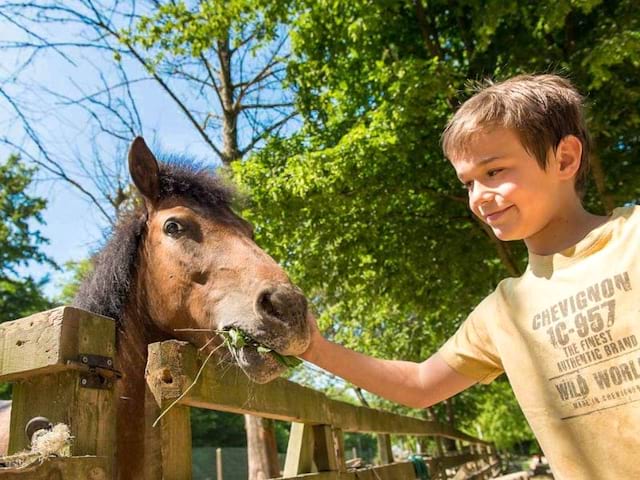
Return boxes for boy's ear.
[128,136,160,208]
[554,135,582,182]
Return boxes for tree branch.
[239,111,297,156]
[413,0,443,58]
[0,86,114,224]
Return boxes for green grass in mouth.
[223,327,302,368]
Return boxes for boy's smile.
[449,127,603,255]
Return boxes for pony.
[4,138,310,479]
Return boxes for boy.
[300,74,640,479]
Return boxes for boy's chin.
[490,227,521,242]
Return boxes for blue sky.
[0,17,221,297]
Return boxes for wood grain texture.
[0,307,115,381]
[144,342,192,480]
[6,307,116,467]
[147,340,489,443]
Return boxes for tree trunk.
[423,408,445,457]
[215,30,280,480]
[245,416,281,479]
[443,398,457,452]
[217,35,240,165]
[214,29,281,480]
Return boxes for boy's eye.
[487,168,503,177]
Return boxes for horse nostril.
[256,286,307,326]
[191,271,208,285]
[258,290,279,318]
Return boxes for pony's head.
[75,137,310,383]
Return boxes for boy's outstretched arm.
[299,314,476,409]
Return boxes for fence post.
[377,434,393,465]
[145,341,193,480]
[3,307,117,478]
[312,424,339,472]
[332,427,347,472]
[283,422,315,475]
[216,447,223,480]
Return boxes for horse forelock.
[156,157,235,212]
[72,159,235,326]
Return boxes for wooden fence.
[0,307,504,479]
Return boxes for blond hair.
[442,74,591,195]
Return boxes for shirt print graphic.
[531,271,639,420]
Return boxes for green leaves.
[233,0,639,450]
[123,0,292,61]
[222,327,303,369]
[0,155,53,322]
[226,327,246,349]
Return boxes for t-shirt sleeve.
[438,293,504,384]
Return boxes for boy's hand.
[301,312,324,362]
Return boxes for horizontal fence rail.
[147,340,489,440]
[147,340,502,480]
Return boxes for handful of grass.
[223,327,302,368]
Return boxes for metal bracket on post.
[67,354,121,390]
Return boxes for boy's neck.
[524,200,610,256]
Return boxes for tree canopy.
[2,0,639,453]
[234,0,640,448]
[0,155,53,323]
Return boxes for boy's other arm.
[299,315,476,409]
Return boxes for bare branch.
[121,40,225,159]
[0,10,77,65]
[234,32,290,107]
[240,102,294,111]
[239,111,297,156]
[199,52,224,106]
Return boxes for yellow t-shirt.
[439,205,640,480]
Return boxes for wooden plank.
[466,460,500,480]
[332,428,347,473]
[284,423,315,476]
[0,456,111,479]
[493,472,528,480]
[280,461,417,479]
[157,405,192,480]
[427,452,482,472]
[145,342,193,480]
[7,309,116,467]
[284,423,346,476]
[313,425,338,472]
[149,341,488,444]
[74,312,117,463]
[0,307,115,382]
[376,434,393,465]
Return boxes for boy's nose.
[470,183,494,208]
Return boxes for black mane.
[73,159,233,323]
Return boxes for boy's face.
[449,127,565,243]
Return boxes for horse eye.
[163,220,185,236]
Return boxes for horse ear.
[128,136,160,207]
